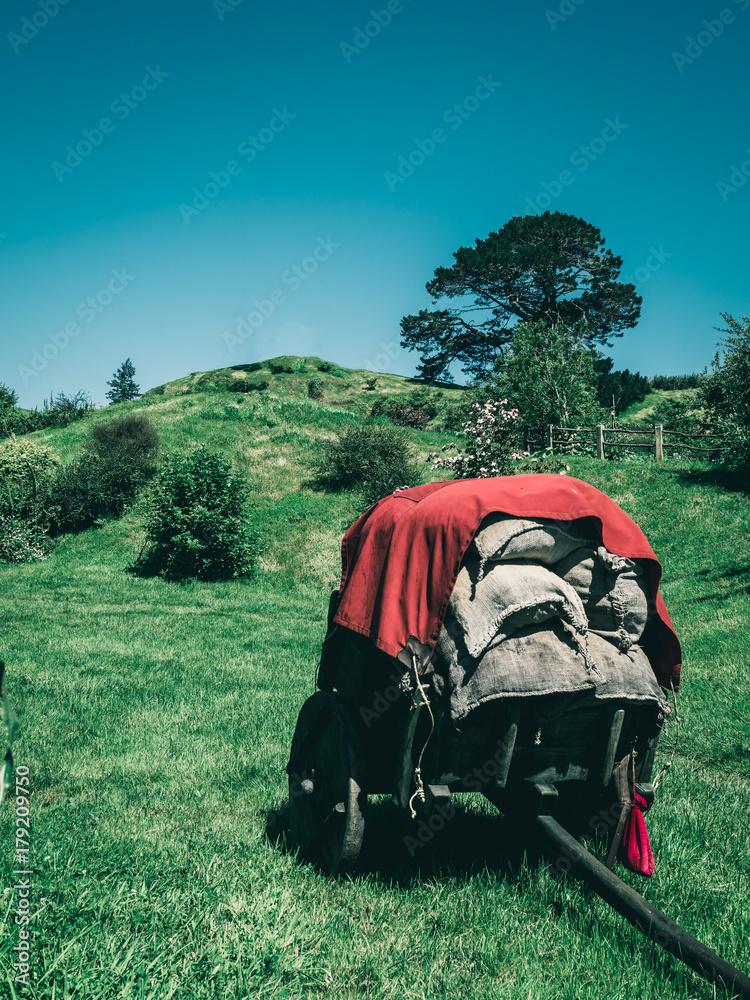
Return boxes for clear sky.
[2,0,749,408]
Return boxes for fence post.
[596,424,605,460]
[655,424,664,461]
[548,425,554,451]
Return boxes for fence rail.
[541,423,727,461]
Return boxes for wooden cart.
[282,480,750,998]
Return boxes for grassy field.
[1,361,748,999]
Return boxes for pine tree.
[106,359,140,403]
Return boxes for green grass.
[619,388,702,426]
[1,362,748,998]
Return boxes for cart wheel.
[287,691,366,874]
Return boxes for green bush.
[136,448,256,581]
[268,357,297,374]
[0,514,48,564]
[701,314,750,471]
[307,376,324,400]
[85,414,160,470]
[652,373,705,390]
[230,376,270,393]
[648,394,703,431]
[52,415,160,533]
[194,373,235,393]
[239,362,266,373]
[404,386,442,419]
[0,439,60,524]
[314,424,421,507]
[317,360,344,378]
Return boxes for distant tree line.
[650,374,706,390]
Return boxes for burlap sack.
[471,514,594,577]
[555,546,649,651]
[449,559,589,660]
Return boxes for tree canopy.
[106,359,140,403]
[0,383,18,409]
[400,212,642,382]
[486,321,603,432]
[701,313,750,469]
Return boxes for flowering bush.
[428,399,521,478]
[0,515,48,563]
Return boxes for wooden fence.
[532,424,726,461]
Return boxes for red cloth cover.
[333,476,681,690]
[620,792,655,877]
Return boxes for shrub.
[0,439,60,524]
[194,373,235,393]
[50,390,93,419]
[268,357,297,374]
[52,415,160,533]
[648,394,703,431]
[314,424,421,507]
[136,448,256,581]
[85,414,160,471]
[230,376,270,393]
[307,376,325,400]
[368,389,438,429]
[0,514,48,564]
[389,403,431,429]
[0,392,92,442]
[363,377,378,391]
[428,399,521,479]
[701,313,750,469]
[317,361,344,377]
[404,386,442,419]
[652,374,705,390]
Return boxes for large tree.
[488,321,604,432]
[400,212,642,382]
[106,359,140,403]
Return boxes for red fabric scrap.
[620,792,655,877]
[333,476,681,690]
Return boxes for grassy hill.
[619,387,704,427]
[1,357,748,999]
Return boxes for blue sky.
[2,0,749,408]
